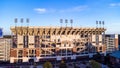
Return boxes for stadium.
[10,26,106,63]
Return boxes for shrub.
[43,61,52,68]
[59,60,67,68]
[90,60,101,68]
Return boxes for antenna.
[70,19,73,28]
[65,19,68,27]
[60,19,63,27]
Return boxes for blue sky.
[0,0,120,35]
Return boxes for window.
[81,34,84,37]
[69,44,71,47]
[85,34,88,37]
[0,54,4,56]
[29,50,34,57]
[46,36,50,38]
[99,47,102,50]
[58,39,60,42]
[18,59,22,63]
[18,50,23,57]
[51,43,56,47]
[64,44,66,47]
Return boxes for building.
[10,26,106,63]
[109,51,120,68]
[0,28,3,38]
[118,34,120,51]
[0,38,11,62]
[105,34,119,53]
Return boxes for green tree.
[59,60,67,68]
[90,60,101,68]
[43,61,52,68]
[93,52,102,62]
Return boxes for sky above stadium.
[0,0,120,35]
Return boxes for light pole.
[70,19,73,28]
[65,19,68,27]
[60,19,63,28]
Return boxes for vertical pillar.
[65,27,68,60]
[45,28,46,56]
[60,29,62,56]
[87,30,89,53]
[115,34,118,50]
[102,21,106,53]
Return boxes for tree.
[43,61,52,68]
[104,54,111,66]
[93,52,102,62]
[90,60,101,68]
[59,60,67,68]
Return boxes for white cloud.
[109,3,120,7]
[34,8,56,14]
[34,8,47,14]
[34,5,88,14]
[73,5,88,11]
[59,5,88,13]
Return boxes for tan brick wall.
[102,45,106,52]
[115,39,118,50]
[36,48,40,57]
[23,49,28,57]
[14,59,17,63]
[10,49,17,57]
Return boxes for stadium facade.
[10,26,106,63]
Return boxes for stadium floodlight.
[26,18,29,27]
[65,19,68,27]
[20,18,23,23]
[96,20,98,28]
[102,21,104,28]
[14,18,17,23]
[99,21,101,28]
[70,19,73,28]
[60,19,63,27]
[26,18,29,23]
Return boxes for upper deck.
[10,26,106,35]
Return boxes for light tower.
[99,21,101,28]
[65,19,68,27]
[102,21,104,28]
[60,19,63,27]
[26,18,29,35]
[70,19,73,28]
[96,20,98,28]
